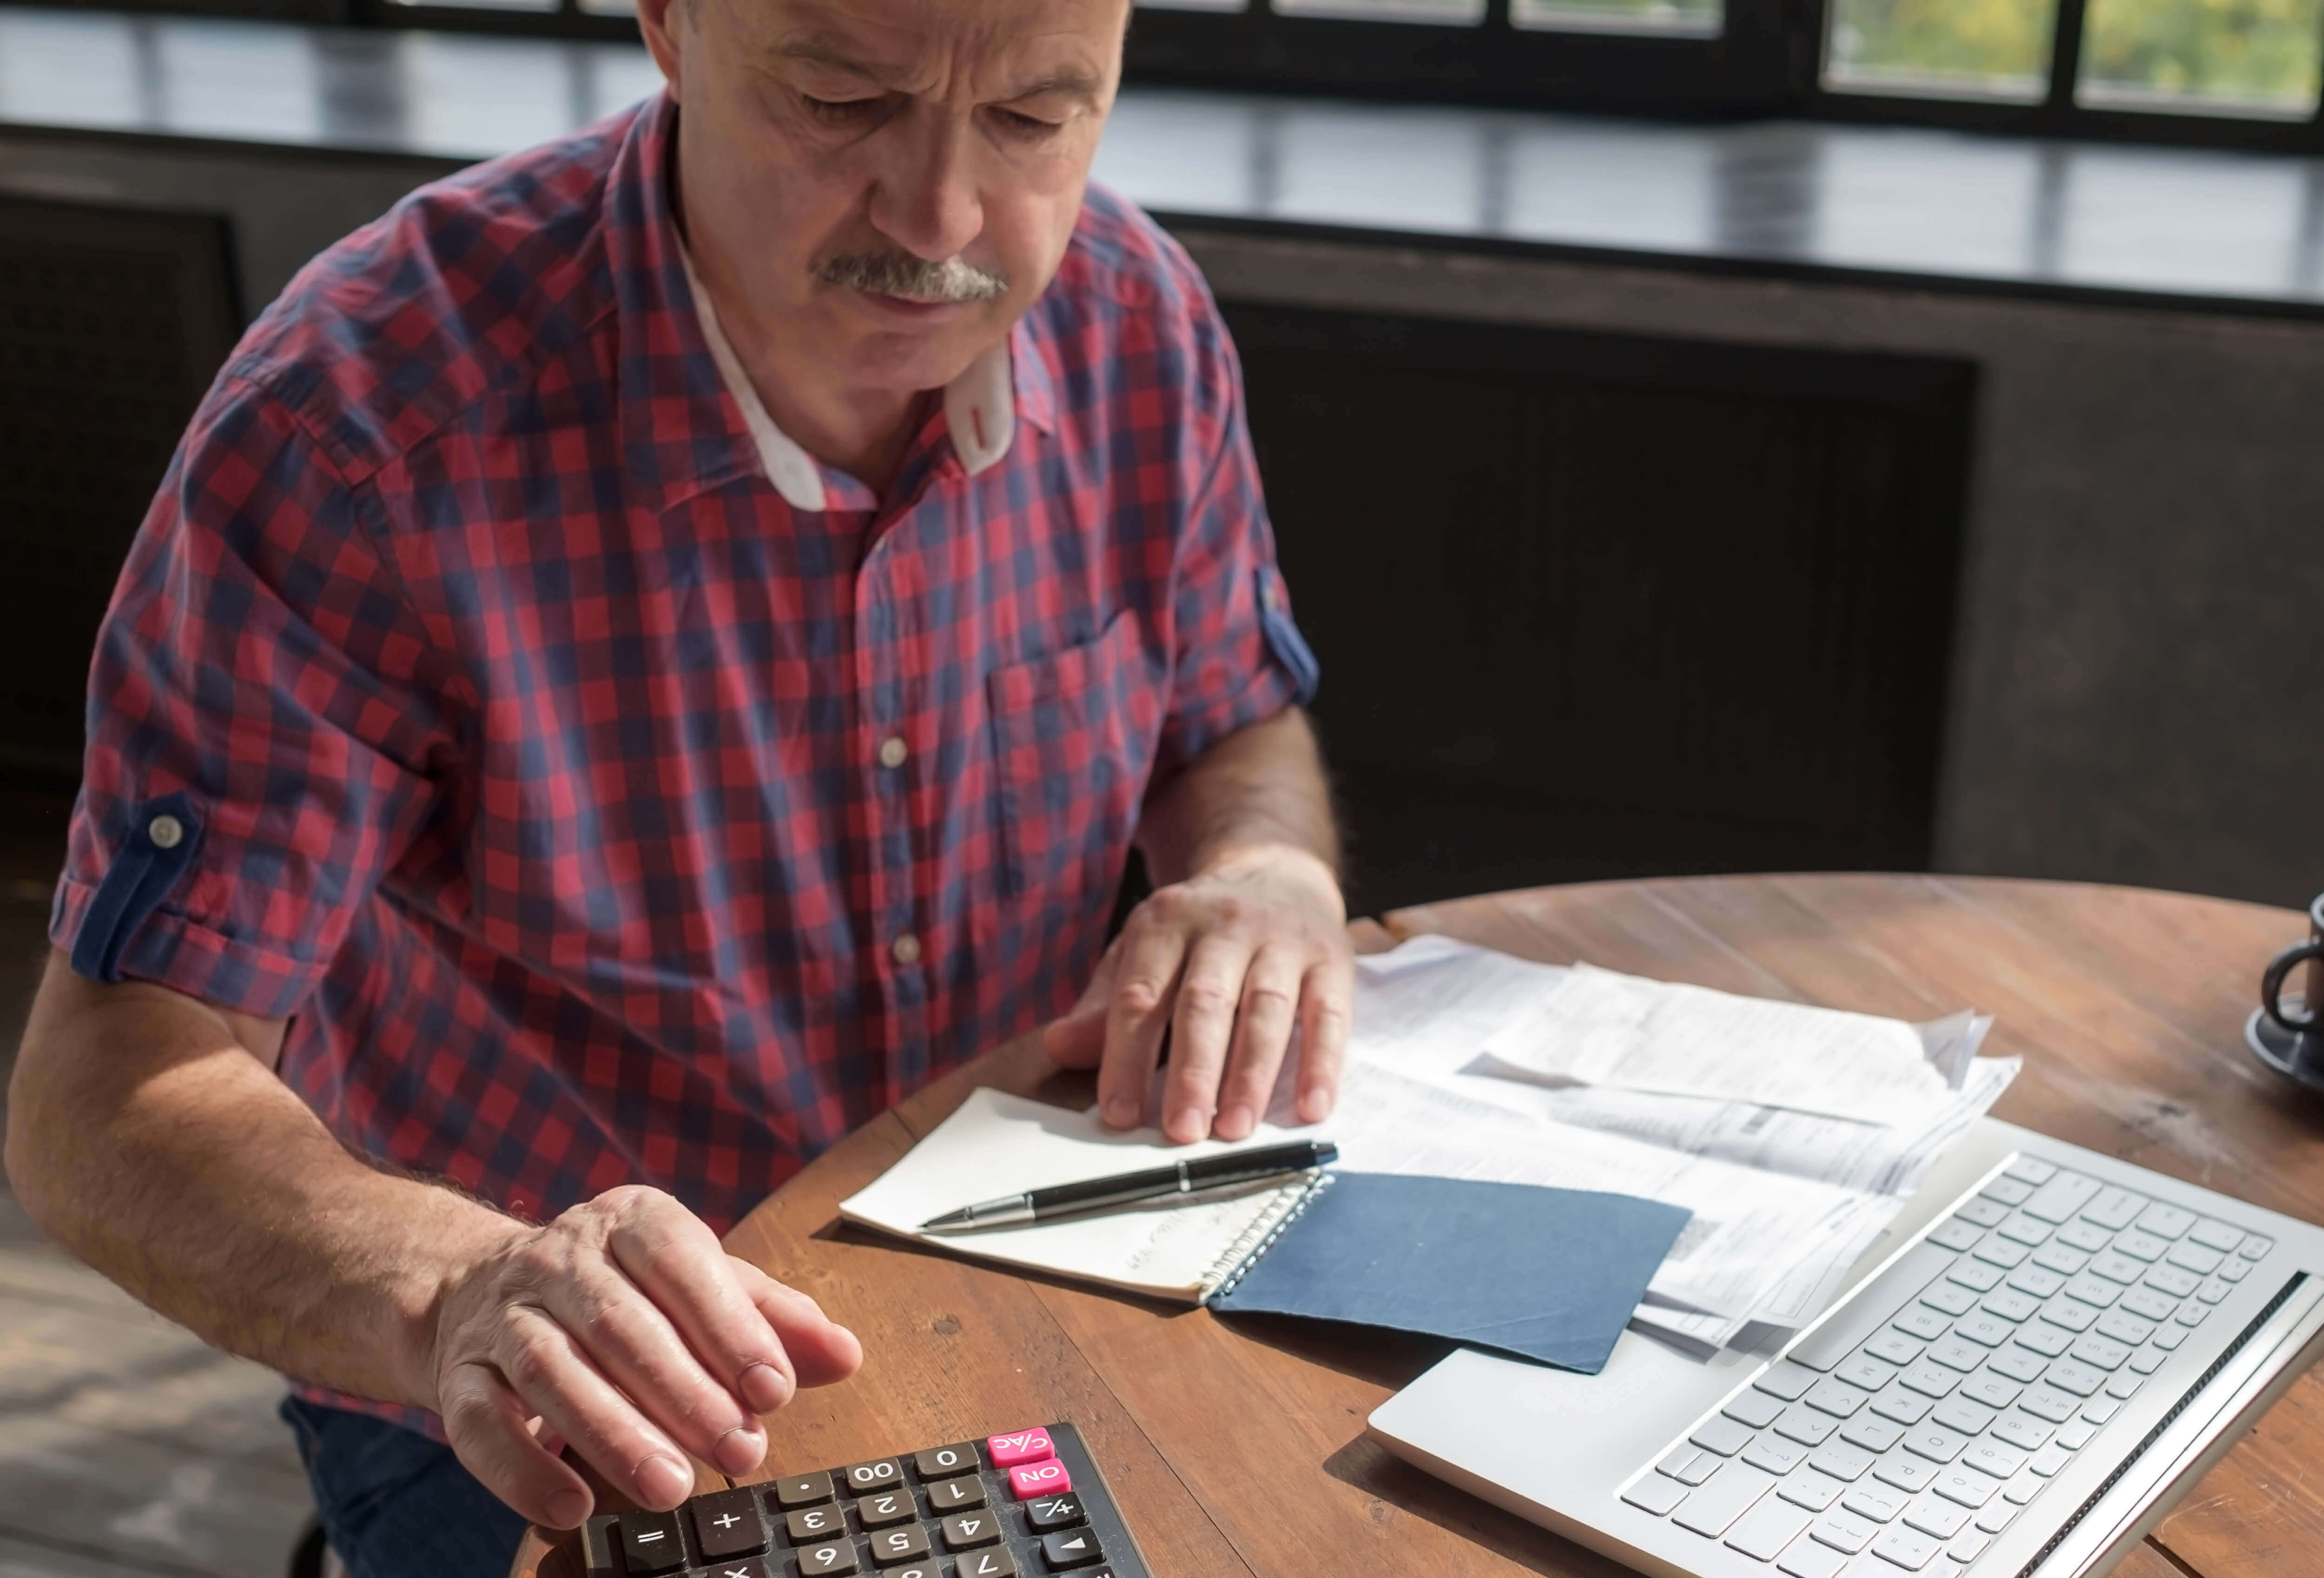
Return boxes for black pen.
[918,1138,1338,1232]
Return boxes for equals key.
[616,1510,686,1575]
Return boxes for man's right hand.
[420,1184,862,1527]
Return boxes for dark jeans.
[282,1397,529,1578]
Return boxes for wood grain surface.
[515,875,2324,1578]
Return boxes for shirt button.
[877,736,908,769]
[147,814,185,850]
[891,932,922,967]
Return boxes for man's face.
[650,0,1127,399]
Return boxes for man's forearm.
[4,955,514,1408]
[1138,706,1339,890]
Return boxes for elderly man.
[1,0,1348,1570]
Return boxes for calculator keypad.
[579,1421,1142,1578]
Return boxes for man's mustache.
[817,250,1010,303]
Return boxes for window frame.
[252,0,2324,151]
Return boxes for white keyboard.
[1619,1155,2278,1578]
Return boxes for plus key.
[688,1488,764,1560]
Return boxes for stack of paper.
[1274,936,2016,1356]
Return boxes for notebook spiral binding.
[1201,1169,1338,1304]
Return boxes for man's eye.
[994,108,1063,138]
[802,94,883,122]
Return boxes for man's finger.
[601,1202,791,1468]
[733,1258,864,1389]
[439,1357,596,1528]
[486,1307,700,1512]
[1042,939,1118,1070]
[1295,952,1354,1124]
[1214,944,1303,1139]
[1162,934,1252,1143]
[1095,909,1189,1129]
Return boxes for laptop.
[1367,1118,2324,1578]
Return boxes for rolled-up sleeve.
[51,375,458,1020]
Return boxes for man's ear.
[636,0,687,96]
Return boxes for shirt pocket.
[986,610,1158,903]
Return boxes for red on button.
[986,1427,1054,1467]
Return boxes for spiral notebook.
[838,1088,1691,1373]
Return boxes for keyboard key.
[2119,1287,2178,1322]
[1872,1525,1944,1570]
[2083,1398,2123,1425]
[1932,1398,1994,1436]
[796,1542,858,1577]
[2221,1258,2252,1283]
[1961,1440,2028,1479]
[1622,1475,1690,1516]
[1791,1245,1961,1372]
[2028,1243,2088,1279]
[2018,1169,2095,1219]
[2146,1265,2202,1298]
[1947,1259,2006,1293]
[2015,1322,2075,1357]
[1988,1347,2049,1384]
[1896,1366,1952,1403]
[1903,1498,1972,1539]
[1983,1178,2036,1207]
[2056,1419,2100,1449]
[617,1511,684,1575]
[1997,1214,2053,1247]
[1901,1426,1968,1464]
[1038,1529,1103,1570]
[1777,1537,1850,1578]
[1672,1462,1781,1538]
[1808,1380,1872,1418]
[1865,1331,1928,1367]
[1008,1460,1072,1499]
[2004,1157,2059,1184]
[941,1511,1004,1550]
[772,1473,836,1509]
[2002,1469,2047,1505]
[2019,1387,2079,1423]
[913,1443,980,1481]
[2240,1236,2275,1260]
[2055,1220,2113,1254]
[1960,1373,2023,1410]
[985,1429,1054,1469]
[1928,1219,1986,1252]
[2008,1265,2070,1300]
[1838,1355,1901,1392]
[1991,1413,2052,1452]
[1975,1502,2020,1535]
[691,1489,766,1560]
[861,1489,918,1529]
[1843,1483,1908,1522]
[927,1475,986,1514]
[2062,1275,2121,1309]
[2070,1335,2133,1372]
[2167,1242,2226,1277]
[1954,1314,2014,1348]
[1983,1288,2043,1323]
[2046,1361,2106,1397]
[868,1525,933,1567]
[1727,1388,1790,1429]
[1955,1197,2010,1229]
[2114,1230,2172,1263]
[843,1458,904,1494]
[1760,1361,1821,1400]
[2154,1325,2190,1351]
[2130,1349,2168,1374]
[1811,1443,1877,1482]
[1950,1530,1993,1562]
[1926,1466,1997,1509]
[1919,1282,1980,1317]
[1873,1455,1938,1493]
[1927,1337,1986,1374]
[1747,1436,1814,1475]
[1812,1510,1881,1553]
[1667,1449,1722,1486]
[2200,1276,2238,1303]
[1693,1415,1757,1456]
[786,1507,847,1543]
[1782,1470,1853,1510]
[2082,1187,2146,1230]
[1972,1238,2029,1269]
[1024,1494,1086,1533]
[1893,1306,1952,1342]
[956,1551,1017,1578]
[1842,1416,1908,1453]
[1777,1405,1842,1446]
[881,1562,942,1578]
[2135,1203,2196,1240]
[1726,1498,1816,1560]
[2096,1310,2157,1347]
[2040,1299,2098,1334]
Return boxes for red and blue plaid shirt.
[53,92,1314,1426]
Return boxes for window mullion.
[2044,0,2091,109]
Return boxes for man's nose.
[867,117,985,265]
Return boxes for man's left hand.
[1043,846,1353,1143]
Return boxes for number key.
[856,1491,915,1528]
[843,1459,902,1494]
[796,1541,857,1577]
[955,1550,1019,1578]
[941,1512,1002,1551]
[786,1507,845,1544]
[867,1525,932,1566]
[926,1474,987,1513]
[913,1442,981,1480]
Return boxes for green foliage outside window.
[1826,0,2056,96]
[2080,0,2322,111]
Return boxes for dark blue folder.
[1206,1171,1690,1375]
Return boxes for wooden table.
[518,874,2324,1578]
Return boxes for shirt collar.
[610,91,1053,514]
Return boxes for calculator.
[579,1421,1151,1578]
